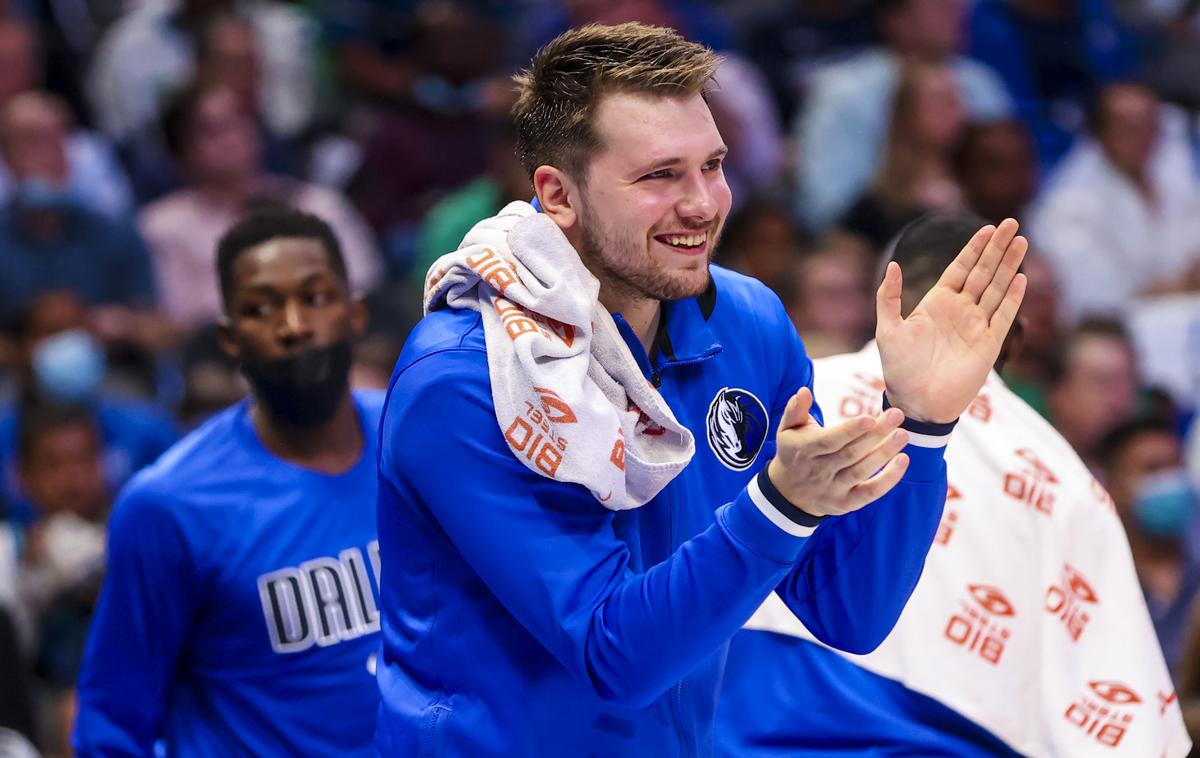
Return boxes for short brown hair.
[512,22,719,182]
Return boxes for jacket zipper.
[673,678,690,756]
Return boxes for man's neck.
[250,394,364,475]
[600,286,661,355]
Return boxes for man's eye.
[641,170,672,181]
[703,159,723,171]
[306,292,331,307]
[241,304,270,318]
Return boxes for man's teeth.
[663,234,705,247]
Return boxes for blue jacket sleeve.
[775,445,946,654]
[381,349,813,709]
[73,482,197,757]
[764,302,947,655]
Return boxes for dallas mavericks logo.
[706,387,768,471]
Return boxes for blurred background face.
[798,252,870,337]
[19,420,105,519]
[23,290,88,346]
[20,292,106,403]
[720,204,804,292]
[183,86,260,186]
[1097,84,1160,177]
[958,121,1037,223]
[911,66,967,149]
[1013,253,1061,353]
[884,0,964,59]
[786,235,873,357]
[1107,429,1183,518]
[1,93,68,186]
[202,18,261,117]
[1050,333,1138,452]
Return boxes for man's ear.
[533,165,580,231]
[216,319,240,362]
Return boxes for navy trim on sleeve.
[881,393,958,437]
[758,467,824,528]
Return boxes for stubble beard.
[577,209,717,304]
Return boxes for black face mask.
[240,340,353,427]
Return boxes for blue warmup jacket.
[375,266,951,757]
[74,392,385,757]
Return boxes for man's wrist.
[750,465,824,534]
[882,392,958,445]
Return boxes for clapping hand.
[875,218,1028,424]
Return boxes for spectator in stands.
[0,492,36,751]
[0,605,37,753]
[0,18,132,219]
[1101,418,1198,675]
[783,233,874,358]
[840,61,968,249]
[740,0,877,123]
[413,119,530,281]
[714,199,806,295]
[87,0,317,148]
[999,252,1063,417]
[0,291,178,526]
[337,1,512,264]
[517,0,733,60]
[322,0,511,111]
[196,14,306,178]
[969,0,1139,168]
[1046,318,1139,471]
[175,325,246,429]
[15,403,109,756]
[0,92,158,326]
[795,0,1012,231]
[1030,82,1200,323]
[705,55,789,207]
[140,81,381,332]
[954,119,1039,224]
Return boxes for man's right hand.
[766,387,910,518]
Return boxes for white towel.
[424,201,694,510]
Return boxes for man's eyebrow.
[239,272,331,296]
[631,145,729,176]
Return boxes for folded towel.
[424,201,694,510]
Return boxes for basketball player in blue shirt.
[74,210,384,757]
[375,23,1028,757]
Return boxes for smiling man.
[73,210,384,757]
[375,23,1028,757]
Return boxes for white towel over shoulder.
[424,201,694,510]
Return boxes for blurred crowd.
[2,0,1200,754]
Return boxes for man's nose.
[276,299,314,346]
[677,172,718,223]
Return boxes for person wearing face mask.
[1100,418,1199,676]
[73,209,384,757]
[0,93,159,330]
[0,291,178,527]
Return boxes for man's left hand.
[876,218,1028,424]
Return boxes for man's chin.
[654,268,711,302]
